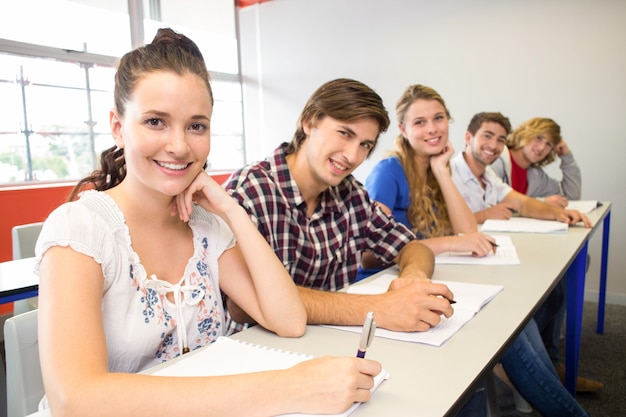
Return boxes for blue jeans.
[534,275,567,365]
[455,381,487,417]
[501,319,590,417]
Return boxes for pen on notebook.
[356,311,376,358]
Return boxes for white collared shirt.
[450,151,513,213]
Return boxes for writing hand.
[292,357,382,414]
[454,232,497,257]
[375,279,454,331]
[544,194,568,208]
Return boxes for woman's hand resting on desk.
[285,357,382,414]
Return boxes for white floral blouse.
[35,190,235,373]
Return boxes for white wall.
[238,0,626,304]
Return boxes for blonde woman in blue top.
[364,84,590,417]
[364,87,495,255]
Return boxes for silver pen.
[356,311,376,358]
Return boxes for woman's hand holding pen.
[454,232,498,257]
[287,357,382,414]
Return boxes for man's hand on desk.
[556,208,591,228]
[478,203,516,221]
[372,279,455,332]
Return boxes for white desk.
[233,204,612,413]
[0,256,38,304]
[25,203,611,416]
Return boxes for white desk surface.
[233,228,596,416]
[26,203,610,417]
[0,256,38,303]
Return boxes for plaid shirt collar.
[270,143,346,216]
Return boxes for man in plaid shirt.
[224,78,455,333]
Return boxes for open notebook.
[566,200,601,214]
[325,274,503,347]
[153,336,389,416]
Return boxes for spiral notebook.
[153,336,389,416]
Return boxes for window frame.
[0,0,245,186]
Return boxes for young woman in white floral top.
[36,28,381,417]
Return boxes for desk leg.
[597,210,611,334]
[565,241,588,396]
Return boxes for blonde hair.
[391,84,452,238]
[508,118,562,167]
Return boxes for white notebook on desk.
[566,200,600,214]
[481,218,568,234]
[435,235,520,265]
[325,274,503,347]
[153,336,389,417]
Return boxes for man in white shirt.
[451,111,603,393]
[450,112,589,227]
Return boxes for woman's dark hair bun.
[152,27,204,61]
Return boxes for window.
[0,0,243,185]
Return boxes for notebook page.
[153,336,389,416]
[153,336,311,377]
[481,218,568,234]
[326,274,503,346]
[565,200,599,214]
[435,235,520,265]
[347,273,503,312]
